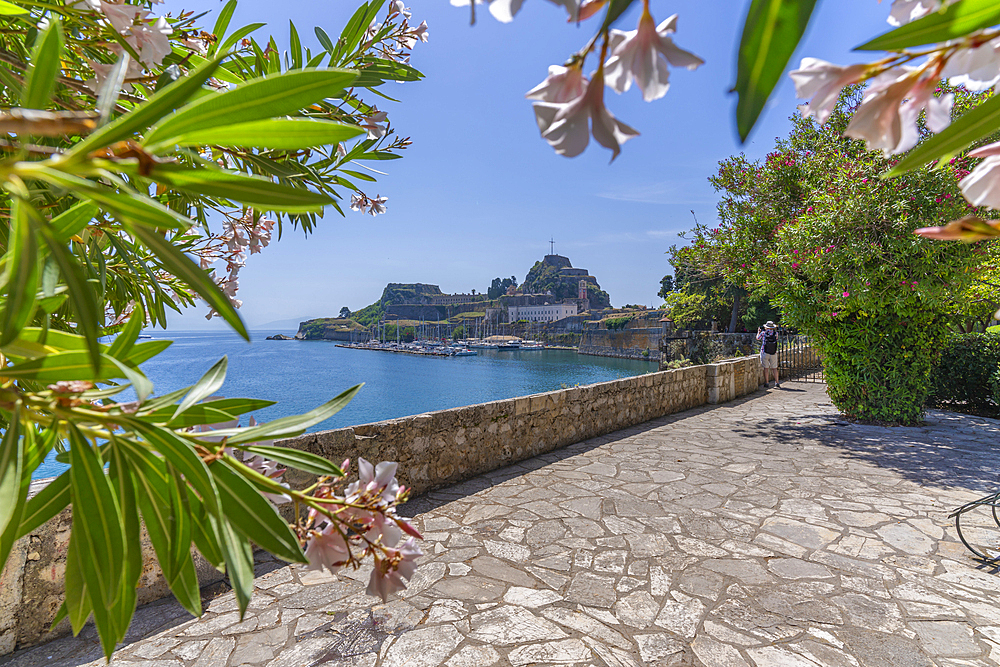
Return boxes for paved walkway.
[5,383,1000,667]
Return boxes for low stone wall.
[2,355,781,655]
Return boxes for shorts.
[760,353,778,369]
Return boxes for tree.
[689,90,994,424]
[340,307,352,319]
[0,0,428,657]
[402,326,416,343]
[452,325,466,340]
[488,276,518,299]
[658,275,675,300]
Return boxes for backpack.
[763,330,778,355]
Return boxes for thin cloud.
[595,180,716,205]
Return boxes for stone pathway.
[5,383,1000,667]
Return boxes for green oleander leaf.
[735,0,818,142]
[236,444,345,477]
[174,356,228,420]
[204,383,361,443]
[858,0,1000,51]
[886,93,1000,177]
[211,461,305,563]
[144,69,357,150]
[23,19,63,109]
[164,118,363,150]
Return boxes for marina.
[335,340,478,357]
[335,337,550,356]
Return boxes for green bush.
[991,367,1000,407]
[604,316,634,330]
[819,313,942,425]
[929,333,1000,410]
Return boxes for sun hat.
[764,321,776,329]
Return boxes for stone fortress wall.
[0,355,792,655]
[578,327,663,361]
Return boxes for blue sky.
[163,0,893,331]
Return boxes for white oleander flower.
[894,74,953,154]
[960,142,1000,209]
[351,194,368,214]
[887,0,941,26]
[533,68,639,161]
[789,58,868,125]
[843,67,920,155]
[99,0,145,33]
[361,110,388,140]
[369,195,388,216]
[488,0,524,22]
[129,16,172,67]
[943,38,1000,92]
[526,64,587,104]
[393,0,411,18]
[604,13,703,102]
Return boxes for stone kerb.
[1,355,772,655]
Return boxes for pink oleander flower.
[365,512,402,547]
[887,0,941,26]
[533,67,639,161]
[366,538,422,601]
[842,291,850,297]
[48,380,96,393]
[526,64,587,104]
[604,13,703,102]
[789,58,868,125]
[347,458,400,505]
[305,524,351,573]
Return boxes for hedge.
[928,333,1000,411]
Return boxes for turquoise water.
[33,330,657,479]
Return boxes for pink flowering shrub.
[678,88,997,424]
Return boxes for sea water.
[32,330,657,479]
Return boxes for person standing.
[757,321,780,388]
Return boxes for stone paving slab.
[5,383,1000,667]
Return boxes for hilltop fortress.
[295,252,625,342]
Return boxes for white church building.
[507,302,578,323]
